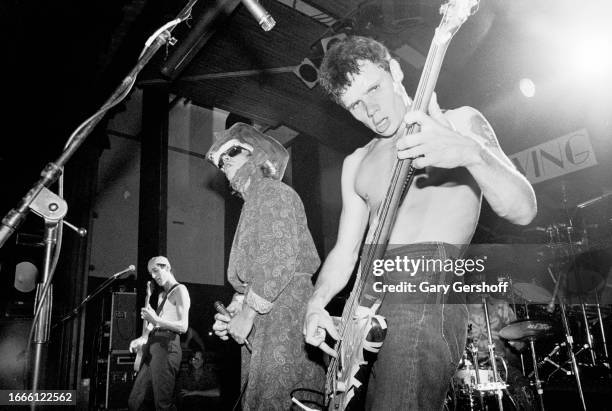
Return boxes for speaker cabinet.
[0,319,30,389]
[110,292,137,351]
[105,351,136,410]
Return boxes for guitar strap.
[156,283,181,316]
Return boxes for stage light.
[295,33,349,89]
[519,78,536,98]
[14,261,37,292]
[293,58,319,89]
[518,6,612,94]
[533,14,612,84]
[320,33,347,53]
[566,31,611,80]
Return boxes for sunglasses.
[218,146,247,169]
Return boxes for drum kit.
[450,191,612,411]
[452,293,511,411]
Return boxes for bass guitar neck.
[133,281,154,373]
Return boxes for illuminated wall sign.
[509,129,598,184]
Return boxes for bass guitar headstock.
[435,0,479,45]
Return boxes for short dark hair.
[319,36,391,104]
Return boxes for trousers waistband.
[383,242,463,260]
[149,328,179,338]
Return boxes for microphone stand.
[53,266,135,329]
[0,2,199,408]
[521,302,546,411]
[547,264,587,411]
[0,0,198,250]
[558,299,588,410]
[579,302,597,366]
[529,343,571,379]
[29,189,68,403]
[560,183,588,410]
[468,340,485,410]
[594,292,610,367]
[481,296,506,411]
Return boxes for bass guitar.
[325,1,479,409]
[133,280,154,373]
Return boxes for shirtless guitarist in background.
[303,32,537,410]
[128,256,191,411]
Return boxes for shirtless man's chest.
[354,136,482,245]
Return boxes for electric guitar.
[325,1,479,409]
[133,280,154,373]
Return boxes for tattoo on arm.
[469,113,517,170]
[470,115,498,149]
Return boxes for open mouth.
[374,117,389,133]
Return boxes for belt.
[150,328,178,338]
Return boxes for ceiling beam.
[140,0,372,152]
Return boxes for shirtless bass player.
[303,30,536,410]
[128,256,190,411]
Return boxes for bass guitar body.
[327,307,387,410]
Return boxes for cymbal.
[499,320,555,341]
[512,282,552,303]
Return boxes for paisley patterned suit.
[228,175,324,410]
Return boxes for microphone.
[241,0,275,31]
[214,301,252,351]
[112,265,136,279]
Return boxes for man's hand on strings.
[396,93,481,169]
[141,306,159,326]
[303,305,340,358]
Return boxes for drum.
[542,223,589,264]
[545,223,584,245]
[453,365,496,394]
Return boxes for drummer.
[467,296,534,410]
[468,296,522,355]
